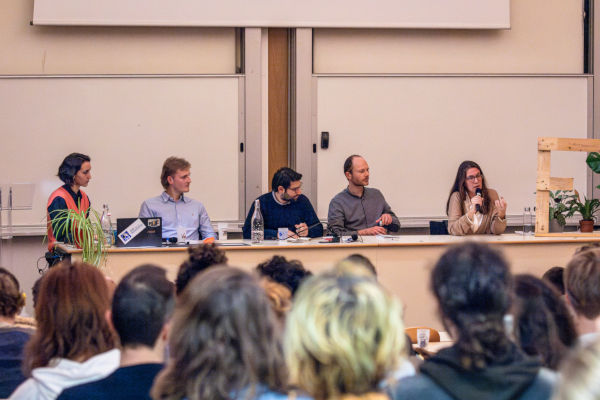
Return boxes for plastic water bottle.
[522,207,533,236]
[251,199,264,243]
[100,204,114,247]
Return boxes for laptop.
[115,217,163,248]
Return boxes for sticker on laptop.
[117,218,146,245]
[147,218,161,228]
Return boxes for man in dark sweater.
[58,265,174,400]
[328,155,400,237]
[243,167,323,239]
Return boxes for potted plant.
[46,206,108,266]
[567,194,600,233]
[549,190,576,232]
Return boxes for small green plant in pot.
[549,190,576,232]
[567,194,600,233]
[46,206,107,266]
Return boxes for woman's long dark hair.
[446,160,490,215]
[152,266,287,400]
[513,274,577,370]
[432,242,512,370]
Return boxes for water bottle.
[251,199,264,243]
[522,207,533,236]
[100,204,114,247]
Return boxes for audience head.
[271,167,303,192]
[31,275,44,311]
[431,242,511,370]
[160,156,191,190]
[256,256,312,296]
[446,160,490,215]
[285,272,405,400]
[574,242,600,254]
[111,264,175,348]
[0,267,25,320]
[542,266,565,295]
[554,338,600,400]
[565,249,600,320]
[176,243,227,295]
[260,278,292,325]
[24,261,115,374]
[152,267,286,400]
[512,274,577,370]
[57,153,91,186]
[339,254,377,277]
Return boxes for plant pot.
[580,219,595,233]
[549,219,565,233]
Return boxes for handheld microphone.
[475,188,482,213]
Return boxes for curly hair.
[432,242,512,370]
[256,256,312,295]
[152,267,287,400]
[175,243,228,295]
[0,267,25,318]
[23,262,115,375]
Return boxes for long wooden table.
[68,234,600,330]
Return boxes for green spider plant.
[46,206,107,266]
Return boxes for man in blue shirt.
[139,157,216,241]
[58,264,174,400]
[243,167,323,239]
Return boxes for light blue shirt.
[138,192,216,241]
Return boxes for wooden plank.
[536,150,551,183]
[535,232,600,237]
[535,190,550,234]
[538,137,600,152]
[536,177,574,191]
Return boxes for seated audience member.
[10,262,118,400]
[175,243,227,295]
[512,274,577,370]
[256,256,312,296]
[58,264,174,400]
[0,268,34,398]
[388,242,555,400]
[152,267,308,400]
[553,338,600,400]
[542,266,565,295]
[260,279,292,326]
[139,156,216,241]
[446,161,507,236]
[339,253,377,277]
[564,249,600,346]
[243,167,323,239]
[327,155,400,236]
[285,271,407,399]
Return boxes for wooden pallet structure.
[536,137,600,237]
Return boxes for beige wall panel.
[314,0,583,73]
[0,0,236,74]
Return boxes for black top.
[0,327,34,398]
[57,363,163,400]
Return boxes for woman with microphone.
[446,160,507,235]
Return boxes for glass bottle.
[522,207,533,236]
[100,204,114,247]
[251,199,264,243]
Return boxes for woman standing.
[46,153,92,252]
[446,160,507,235]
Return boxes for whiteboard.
[32,0,510,29]
[316,76,589,223]
[0,76,241,232]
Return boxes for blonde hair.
[261,278,292,323]
[285,272,405,400]
[554,338,600,400]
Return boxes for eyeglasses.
[287,184,302,193]
[466,173,482,182]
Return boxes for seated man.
[565,249,600,346]
[139,157,216,241]
[328,155,400,236]
[243,167,323,239]
[58,264,175,400]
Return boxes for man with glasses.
[243,167,323,239]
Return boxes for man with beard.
[328,154,400,236]
[243,167,323,239]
